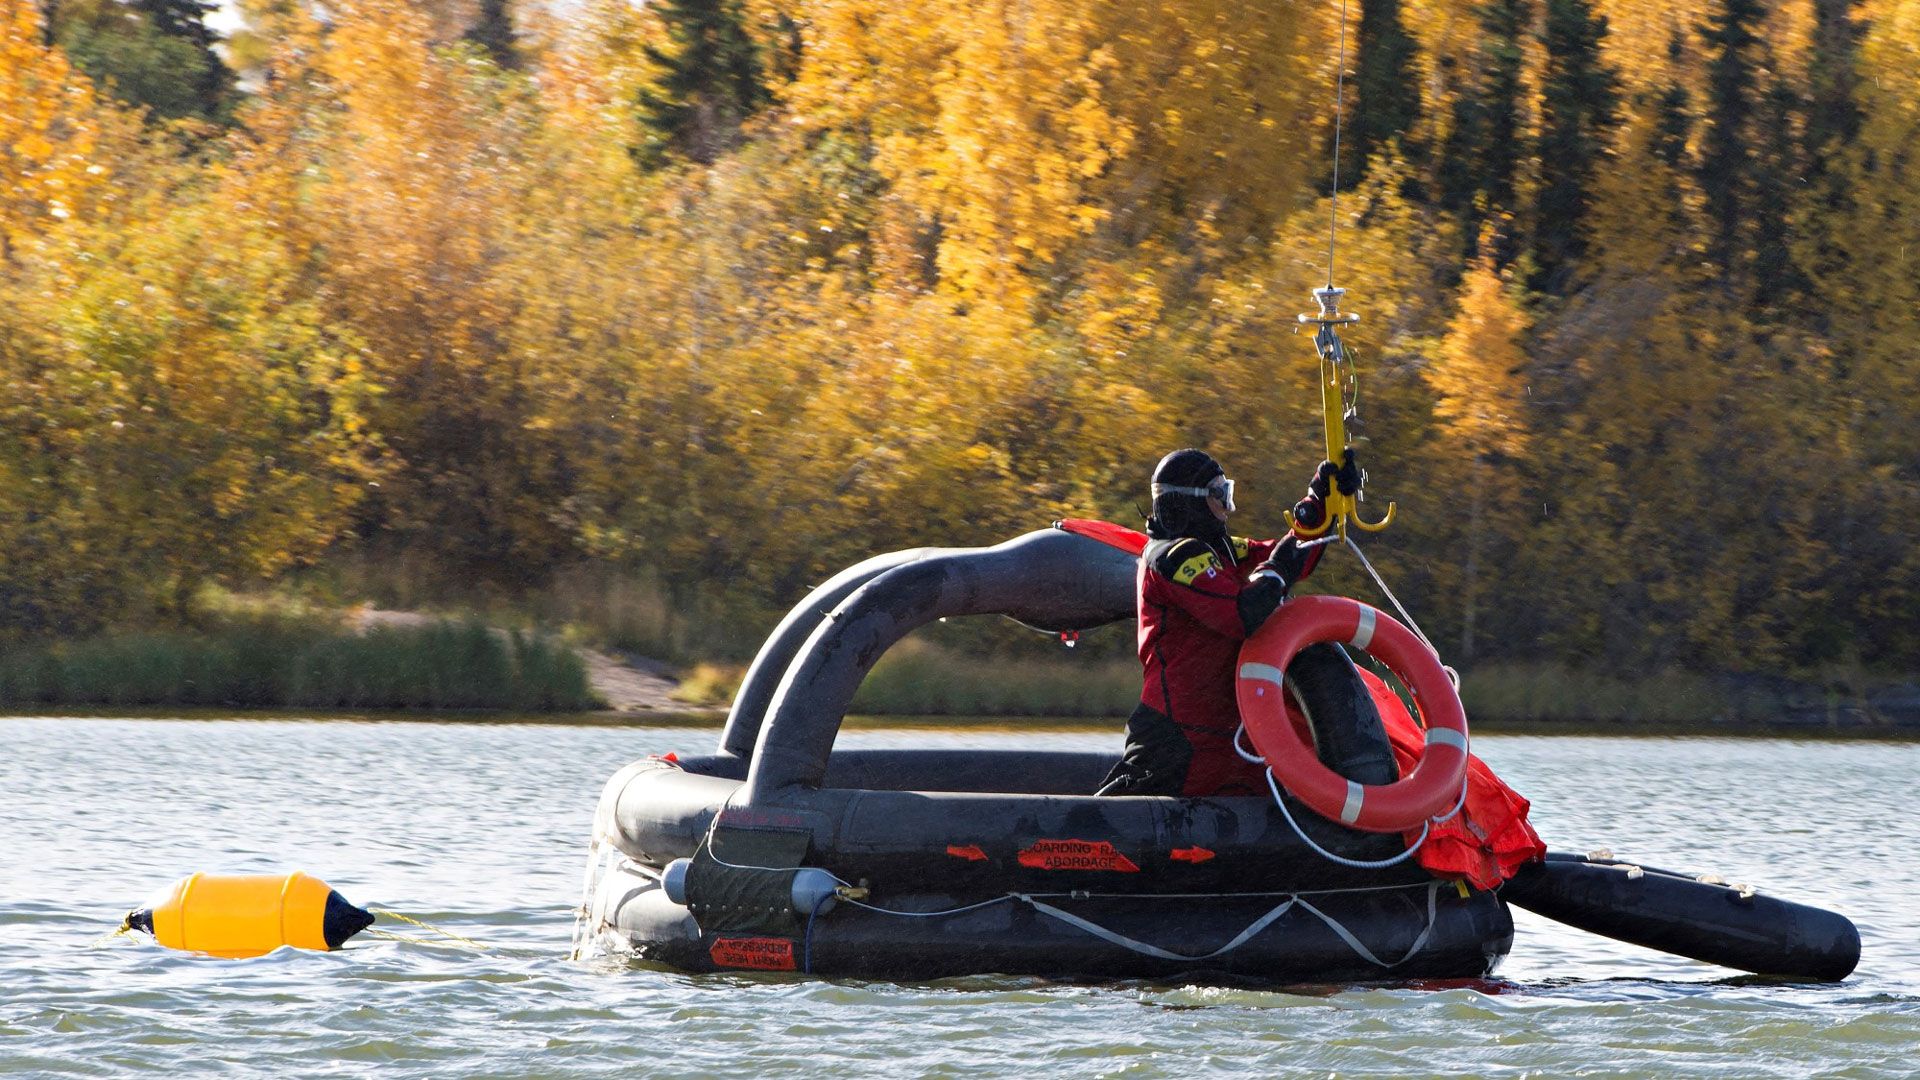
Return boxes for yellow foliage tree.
[783,0,1133,308]
[1429,238,1530,659]
[308,0,585,577]
[0,116,377,631]
[0,0,103,260]
[2,0,1916,689]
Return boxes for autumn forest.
[1,0,1915,684]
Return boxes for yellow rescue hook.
[1285,286,1395,540]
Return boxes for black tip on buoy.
[125,908,154,935]
[322,890,376,949]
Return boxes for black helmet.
[1148,449,1233,539]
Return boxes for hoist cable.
[1326,0,1352,288]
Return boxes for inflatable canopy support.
[718,548,935,759]
[743,528,1140,803]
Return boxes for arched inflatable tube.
[1239,596,1469,832]
[718,547,936,758]
[742,529,1141,803]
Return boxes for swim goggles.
[1150,477,1235,512]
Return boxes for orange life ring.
[1236,595,1469,834]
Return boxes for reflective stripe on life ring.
[1235,595,1469,834]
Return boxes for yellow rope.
[89,924,133,948]
[368,908,486,950]
[363,929,468,947]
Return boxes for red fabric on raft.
[1352,668,1547,889]
[1055,518,1148,556]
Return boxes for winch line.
[1325,0,1353,288]
[1341,532,1460,691]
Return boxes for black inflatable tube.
[606,870,1515,982]
[602,752,1433,897]
[718,547,936,759]
[1501,852,1861,981]
[742,529,1141,803]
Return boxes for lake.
[3,716,1917,1078]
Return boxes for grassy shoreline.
[838,643,1920,733]
[0,618,600,712]
[17,705,1918,742]
[7,616,1918,738]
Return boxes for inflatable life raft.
[580,525,1517,981]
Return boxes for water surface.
[3,717,1916,1078]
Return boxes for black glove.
[1334,448,1362,496]
[1308,459,1336,499]
[1294,460,1337,530]
[1258,535,1324,591]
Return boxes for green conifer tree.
[1648,33,1695,239]
[128,0,232,117]
[1804,0,1863,173]
[1751,76,1808,314]
[51,0,236,122]
[464,0,518,70]
[1478,0,1525,213]
[1340,0,1421,187]
[1434,0,1528,269]
[1434,56,1483,216]
[1793,0,1866,336]
[1697,0,1764,287]
[1529,0,1618,295]
[1698,0,1809,313]
[1652,35,1691,173]
[633,0,770,168]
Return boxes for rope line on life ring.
[1228,658,1462,866]
[1266,768,1429,870]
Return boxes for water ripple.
[2,718,1917,1079]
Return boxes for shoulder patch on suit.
[1164,541,1222,586]
[1230,536,1251,560]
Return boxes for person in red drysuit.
[1096,448,1353,797]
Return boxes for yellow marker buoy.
[123,872,375,958]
